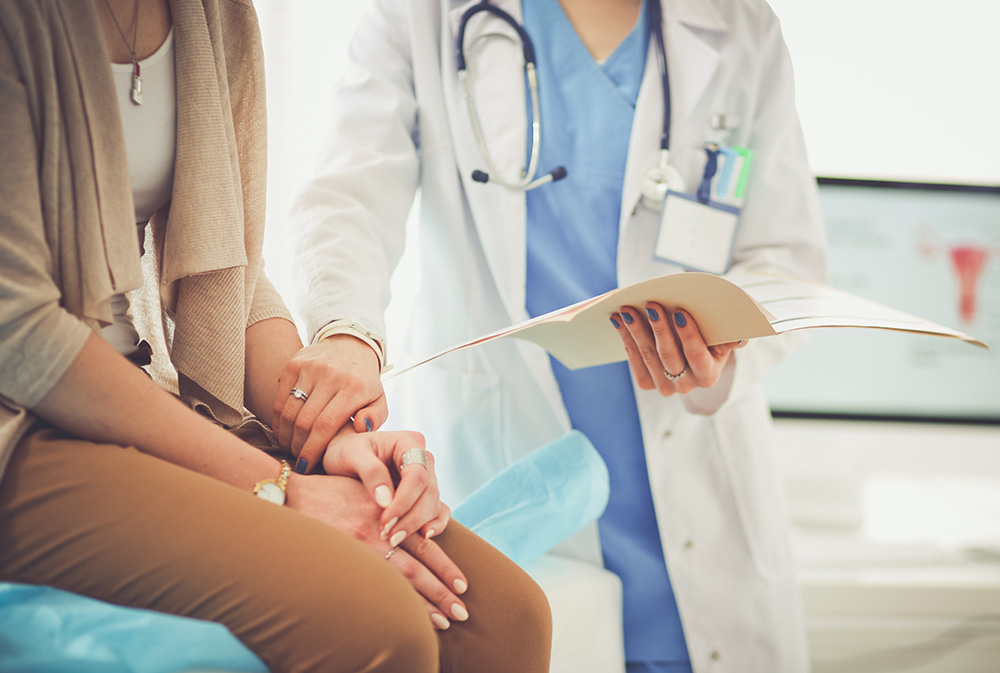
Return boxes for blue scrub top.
[522,0,691,670]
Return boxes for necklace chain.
[101,0,140,64]
[101,0,143,105]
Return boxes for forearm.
[244,317,303,421]
[32,333,280,490]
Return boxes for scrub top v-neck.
[522,0,691,670]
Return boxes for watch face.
[256,482,285,505]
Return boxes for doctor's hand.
[611,304,747,397]
[273,335,387,474]
[285,472,468,630]
[323,427,451,547]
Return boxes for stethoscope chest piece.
[640,159,686,212]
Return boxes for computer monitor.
[764,178,1000,423]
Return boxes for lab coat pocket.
[383,361,506,505]
[711,391,792,582]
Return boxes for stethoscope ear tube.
[456,1,536,71]
[458,0,670,197]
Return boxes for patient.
[0,2,550,672]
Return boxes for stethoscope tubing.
[455,0,670,194]
[648,0,671,152]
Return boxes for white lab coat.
[292,0,827,670]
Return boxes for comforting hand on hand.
[611,303,746,396]
[273,336,387,473]
[285,472,467,630]
[322,429,451,545]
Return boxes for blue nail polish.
[622,312,634,324]
[295,457,308,474]
[674,312,686,327]
[364,417,373,432]
[610,317,620,328]
[646,308,659,322]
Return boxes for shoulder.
[665,0,781,39]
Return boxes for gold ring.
[664,368,687,382]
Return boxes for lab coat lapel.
[445,0,530,325]
[620,0,729,228]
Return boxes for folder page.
[386,271,986,378]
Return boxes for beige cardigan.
[0,0,293,479]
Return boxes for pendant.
[130,61,143,106]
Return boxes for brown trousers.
[0,428,552,673]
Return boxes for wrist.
[283,471,306,510]
[312,318,387,373]
[316,333,381,372]
[253,459,292,505]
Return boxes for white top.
[102,29,177,357]
[111,28,177,222]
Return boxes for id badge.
[653,191,740,274]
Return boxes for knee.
[242,569,439,673]
[496,568,553,650]
[446,561,553,673]
[358,603,439,673]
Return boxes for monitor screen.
[764,178,1000,423]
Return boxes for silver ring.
[384,547,396,560]
[289,388,309,402]
[664,368,687,382]
[400,448,429,471]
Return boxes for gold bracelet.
[253,460,291,506]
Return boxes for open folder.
[387,271,987,377]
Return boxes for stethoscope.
[455,0,683,208]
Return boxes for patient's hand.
[323,429,450,545]
[287,472,466,629]
[610,304,746,397]
[273,336,387,473]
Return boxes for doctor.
[286,0,827,671]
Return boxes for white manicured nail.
[453,578,468,594]
[389,530,407,548]
[425,528,436,539]
[450,604,469,621]
[380,517,398,540]
[431,613,451,630]
[374,485,391,508]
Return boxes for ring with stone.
[664,368,687,382]
[384,547,396,560]
[289,388,309,402]
[399,448,429,471]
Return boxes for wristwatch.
[253,460,291,505]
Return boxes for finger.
[276,381,313,455]
[389,489,442,548]
[620,305,666,375]
[392,536,470,622]
[272,366,301,449]
[671,309,721,390]
[610,312,655,390]
[420,502,451,540]
[293,387,354,474]
[708,341,738,359]
[336,446,396,514]
[422,598,452,631]
[644,302,688,394]
[351,395,389,434]
[381,455,432,541]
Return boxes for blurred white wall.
[255,0,372,335]
[768,0,1000,185]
